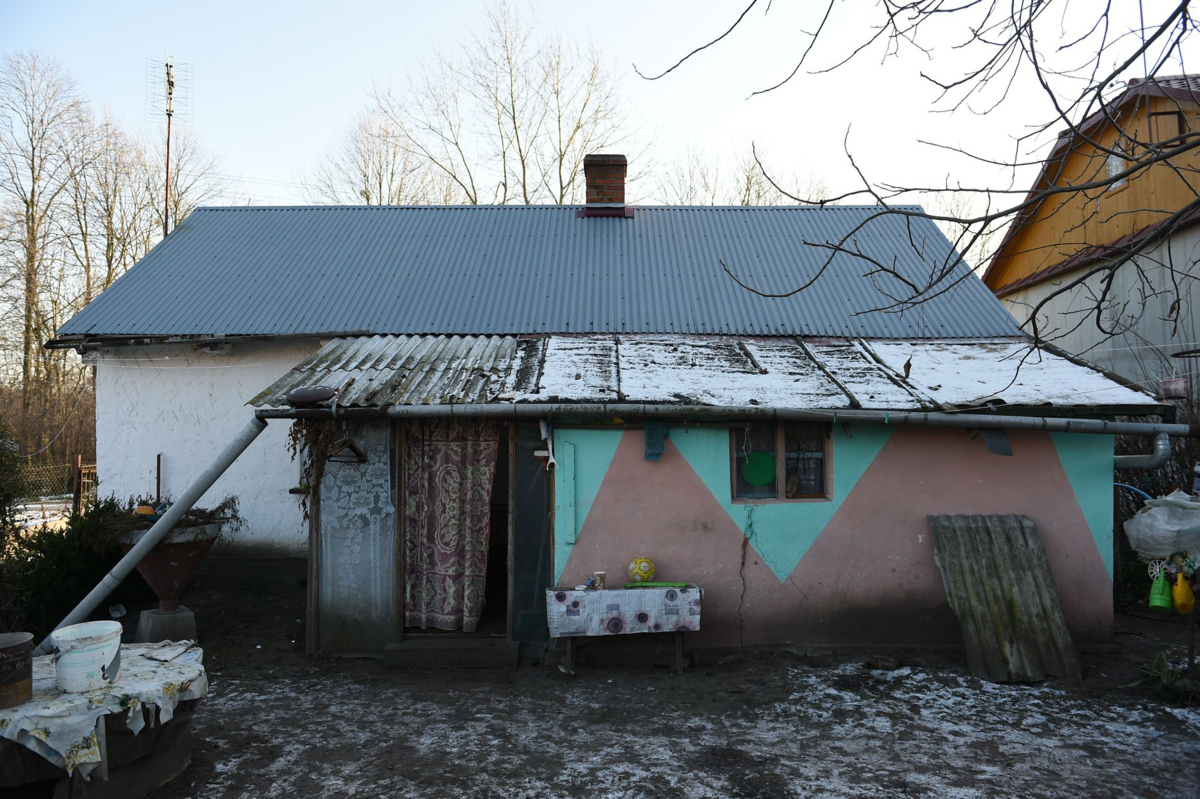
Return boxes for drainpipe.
[33,417,269,655]
[1113,431,1171,471]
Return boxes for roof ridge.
[193,203,925,212]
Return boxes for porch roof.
[249,334,1160,414]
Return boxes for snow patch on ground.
[174,660,1199,799]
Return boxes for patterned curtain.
[403,418,499,632]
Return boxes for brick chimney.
[580,154,630,217]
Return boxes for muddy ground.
[148,579,1200,799]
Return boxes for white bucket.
[52,621,122,693]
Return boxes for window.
[1150,111,1186,143]
[1106,143,1127,191]
[731,421,829,501]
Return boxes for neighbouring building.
[51,154,1167,660]
[984,74,1200,390]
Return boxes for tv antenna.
[145,56,193,237]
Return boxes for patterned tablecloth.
[0,641,207,777]
[546,585,702,637]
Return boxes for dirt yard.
[148,580,1200,799]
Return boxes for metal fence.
[14,459,97,511]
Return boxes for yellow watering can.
[1172,573,1195,615]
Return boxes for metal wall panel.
[1001,224,1200,389]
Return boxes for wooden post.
[1189,610,1195,674]
[72,455,82,515]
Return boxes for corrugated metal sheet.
[927,514,1082,683]
[249,333,1158,410]
[255,335,520,407]
[57,205,1021,340]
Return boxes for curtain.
[403,418,498,632]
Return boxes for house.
[50,155,1170,660]
[983,75,1200,389]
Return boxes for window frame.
[729,421,832,504]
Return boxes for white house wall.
[92,340,320,559]
[1001,225,1200,389]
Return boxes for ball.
[628,557,655,583]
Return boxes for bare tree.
[0,52,87,408]
[374,0,631,205]
[307,110,439,205]
[658,146,828,206]
[633,2,1200,347]
[64,111,157,306]
[0,52,214,464]
[148,127,224,233]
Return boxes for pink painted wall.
[561,427,1111,649]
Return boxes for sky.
[2,1,1196,208]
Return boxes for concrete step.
[383,638,520,669]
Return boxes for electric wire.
[13,382,91,459]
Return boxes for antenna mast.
[146,55,190,238]
[163,57,175,238]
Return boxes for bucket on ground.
[0,632,34,709]
[52,621,122,693]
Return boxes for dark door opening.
[478,437,509,636]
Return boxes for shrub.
[0,418,21,630]
[2,497,154,637]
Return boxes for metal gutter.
[33,417,270,655]
[254,403,1198,438]
[46,330,371,352]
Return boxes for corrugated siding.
[927,514,1082,683]
[58,205,1020,339]
[1001,224,1200,389]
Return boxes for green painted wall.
[553,429,623,582]
[671,425,892,581]
[553,424,891,583]
[1051,432,1115,576]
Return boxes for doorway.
[400,420,509,639]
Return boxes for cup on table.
[593,571,606,590]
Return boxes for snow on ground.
[157,660,1200,799]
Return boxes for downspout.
[1113,431,1171,471]
[33,416,269,655]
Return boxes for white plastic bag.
[1124,490,1200,557]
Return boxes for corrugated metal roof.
[927,514,1082,683]
[58,205,1020,341]
[249,334,1157,410]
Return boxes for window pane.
[784,423,826,498]
[1106,146,1126,189]
[733,421,777,499]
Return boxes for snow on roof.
[250,334,1159,413]
[866,340,1151,408]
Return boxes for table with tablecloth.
[0,640,207,781]
[546,585,702,672]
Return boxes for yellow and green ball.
[628,557,655,583]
